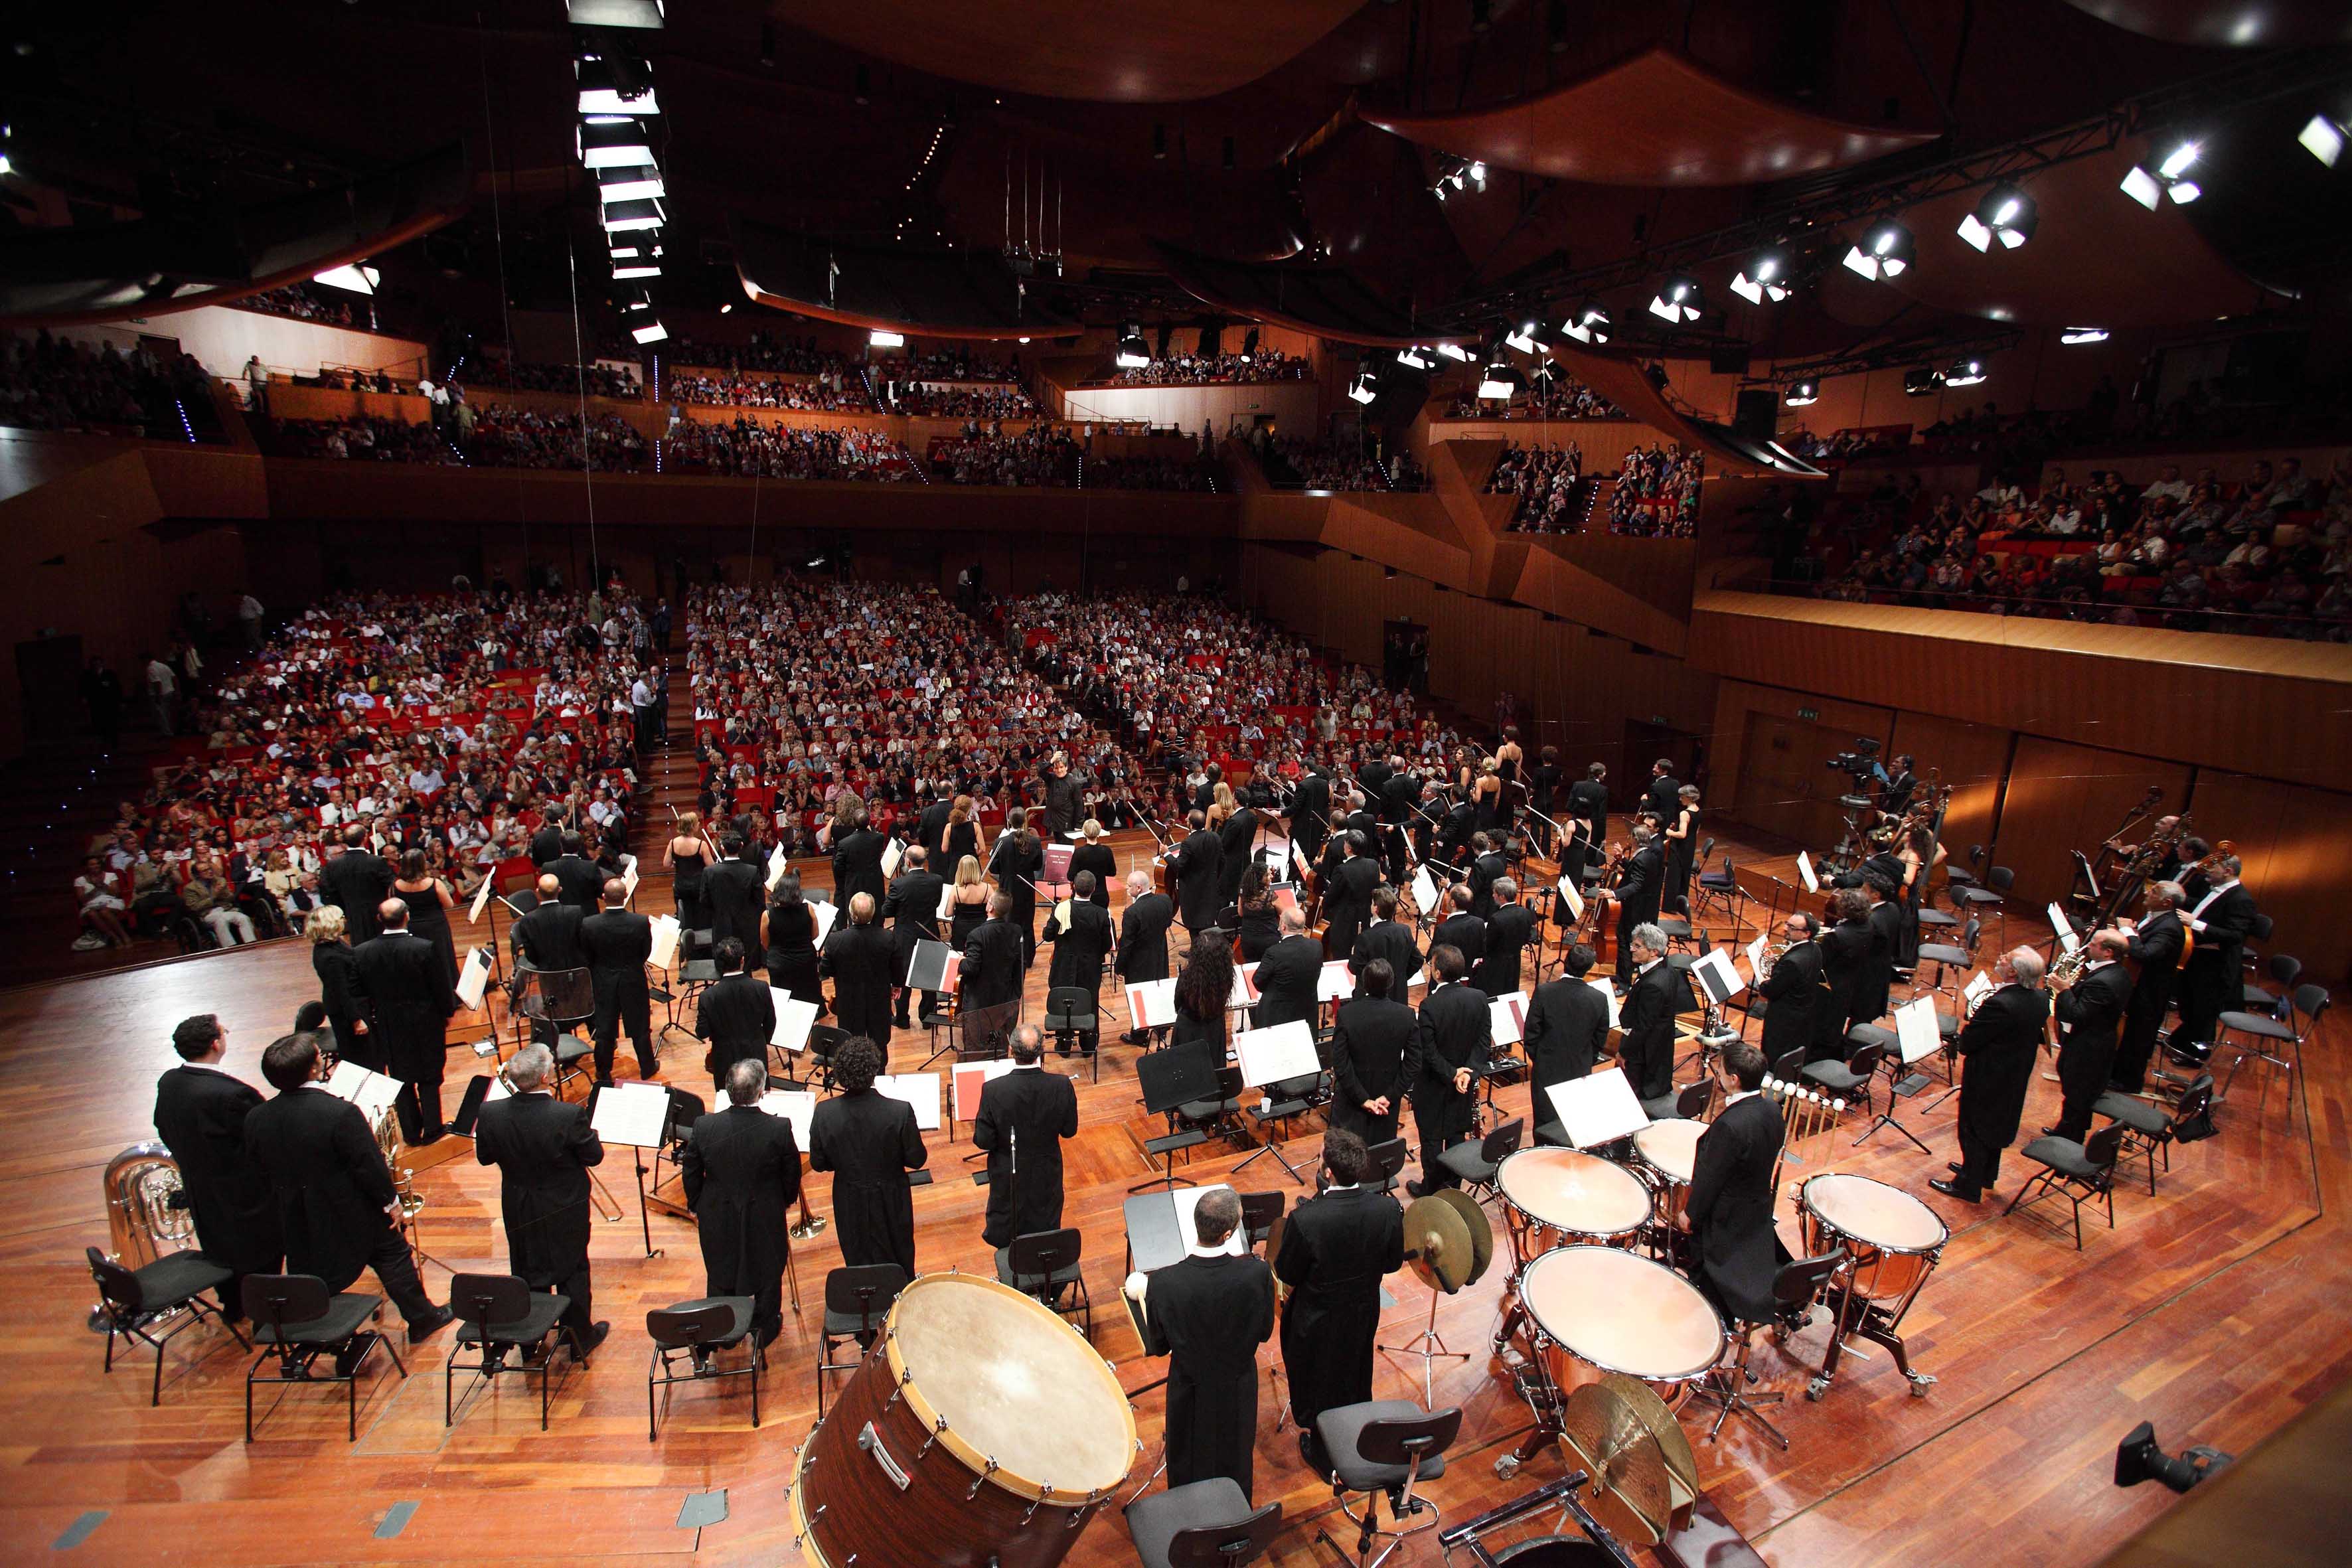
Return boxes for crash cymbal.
[1559,1381,1672,1547]
[1431,1186,1494,1285]
[1402,1194,1474,1293]
[1601,1374,1698,1531]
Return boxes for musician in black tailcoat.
[1618,924,1687,1115]
[824,803,890,912]
[154,1014,281,1319]
[1525,945,1610,1141]
[1379,770,1423,882]
[1217,796,1263,905]
[1680,1041,1789,1324]
[1351,886,1423,996]
[1856,876,1903,1028]
[701,834,767,969]
[580,878,656,1085]
[973,1026,1079,1247]
[1275,1130,1405,1474]
[1253,905,1324,1029]
[1757,913,1828,1069]
[243,1032,449,1340]
[474,1044,609,1351]
[2049,931,2133,1142]
[694,939,775,1090]
[1613,824,1665,985]
[1476,877,1536,996]
[1039,751,1089,840]
[509,873,587,1047]
[1567,763,1609,851]
[1433,793,1478,868]
[884,846,947,1030]
[1815,888,1875,1062]
[1409,945,1492,1194]
[1328,959,1421,1144]
[1932,949,2051,1204]
[2175,857,2256,1058]
[1320,832,1381,961]
[822,892,899,1050]
[528,820,564,869]
[1042,873,1114,1055]
[319,824,394,943]
[350,900,457,1141]
[546,833,603,913]
[914,790,954,864]
[1433,882,1486,977]
[962,890,1028,1014]
[1136,1188,1276,1500]
[1642,758,1681,825]
[1069,822,1118,909]
[682,1059,803,1348]
[1171,810,1225,943]
[1117,870,1176,1045]
[2111,882,2187,1094]
[1466,834,1508,919]
[809,1038,927,1276]
[1289,768,1332,870]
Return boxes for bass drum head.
[1493,1539,1621,1565]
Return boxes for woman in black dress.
[392,847,461,1004]
[1229,862,1281,965]
[665,808,714,933]
[986,807,1046,970]
[1171,939,1234,1059]
[1663,785,1701,917]
[308,904,371,1066]
[762,870,825,1016]
[947,855,991,950]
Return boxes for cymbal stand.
[1379,1276,1468,1408]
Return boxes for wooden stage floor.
[1,826,2343,1567]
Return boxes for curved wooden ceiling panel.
[2059,2,2352,46]
[779,1,1365,103]
[1361,49,1938,187]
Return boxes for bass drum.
[791,1272,1136,1568]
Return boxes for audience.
[662,419,919,481]
[1608,443,1703,538]
[1265,435,1426,493]
[237,283,359,327]
[1096,351,1311,387]
[666,371,875,413]
[930,423,1079,486]
[1488,441,1589,531]
[461,357,641,400]
[1,331,220,440]
[1446,374,1624,422]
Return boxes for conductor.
[808,1038,927,1276]
[682,1059,804,1348]
[972,1024,1080,1249]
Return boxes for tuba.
[372,1103,425,1225]
[88,1143,198,1331]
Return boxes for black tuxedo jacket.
[244,1086,400,1293]
[696,972,777,1081]
[1525,975,1610,1095]
[350,930,455,1082]
[1331,996,1422,1109]
[973,1065,1079,1246]
[320,848,394,940]
[1433,911,1486,973]
[682,1104,801,1298]
[1117,892,1176,983]
[153,1064,280,1273]
[511,900,586,973]
[1687,1093,1787,1322]
[1172,830,1225,932]
[1618,960,1687,1101]
[475,1091,604,1286]
[1956,983,2050,1147]
[1476,903,1536,995]
[1412,982,1492,1141]
[1351,919,1423,994]
[580,909,653,1006]
[1044,898,1114,993]
[547,854,603,913]
[1757,940,1826,1063]
[962,917,1027,1010]
[1252,933,1324,1030]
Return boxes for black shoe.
[1928,1178,1980,1204]
[1298,1430,1334,1480]
[1405,1180,1432,1198]
[408,1306,455,1344]
[893,1016,912,1032]
[593,1077,617,1089]
[576,1321,611,1357]
[414,1125,447,1146]
[1121,1030,1147,1046]
[1947,1162,1965,1176]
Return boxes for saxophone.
[88,1144,199,1330]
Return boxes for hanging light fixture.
[1647,273,1702,323]
[1730,247,1793,304]
[1958,184,2037,252]
[1842,219,1915,280]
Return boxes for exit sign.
[1796,706,1820,720]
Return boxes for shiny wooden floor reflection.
[1,813,2341,1568]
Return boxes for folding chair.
[2003,1123,2128,1251]
[86,1245,246,1405]
[815,1263,908,1417]
[996,1227,1091,1340]
[646,1296,760,1441]
[1312,1402,1461,1568]
[445,1272,584,1431]
[1435,1117,1524,1206]
[2094,1075,2212,1196]
[242,1273,405,1442]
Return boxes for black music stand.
[1131,1044,1218,1194]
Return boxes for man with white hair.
[681,1059,802,1349]
[1931,948,2049,1204]
[1618,922,1689,1117]
[473,1044,610,1352]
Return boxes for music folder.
[1795,851,1819,894]
[881,837,904,879]
[1137,1042,1219,1117]
[771,993,819,1052]
[588,1080,672,1148]
[455,947,493,1012]
[1489,990,1529,1046]
[1893,995,1943,1064]
[1125,977,1178,1030]
[1235,1020,1318,1088]
[648,913,682,973]
[1546,1067,1650,1148]
[1690,947,1745,1004]
[809,898,839,949]
[906,938,959,992]
[323,1059,402,1122]
[875,1072,943,1131]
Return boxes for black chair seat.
[2092,1093,2167,1135]
[1955,887,2002,905]
[1317,1399,1450,1491]
[994,1248,1083,1291]
[680,960,720,984]
[1945,868,1977,886]
[455,1293,569,1348]
[1846,1024,1898,1052]
[554,1036,595,1064]
[1915,910,1960,929]
[1666,953,1696,973]
[134,1251,234,1309]
[1127,1478,1254,1568]
[1252,1099,1312,1123]
[1435,1143,1497,1182]
[821,1308,886,1338]
[1697,871,1735,890]
[1804,1059,1872,1094]
[1916,943,1970,967]
[1937,1013,1960,1038]
[248,1293,380,1347]
[2216,1010,2294,1042]
[1657,918,1692,938]
[2019,1135,2102,1178]
[1180,1096,1242,1121]
[657,1296,753,1347]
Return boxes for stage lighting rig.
[1842,220,1915,281]
[1958,183,2037,252]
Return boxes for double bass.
[1574,840,1634,967]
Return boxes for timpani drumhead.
[1521,1247,1724,1384]
[1497,1148,1652,1238]
[889,1272,1136,1502]
[1802,1173,1949,1253]
[1632,1119,1707,1184]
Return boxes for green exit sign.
[1797,706,1820,720]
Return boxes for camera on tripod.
[2114,1420,2233,1494]
[1824,736,1883,781]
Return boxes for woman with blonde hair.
[308,904,369,1065]
[664,807,716,933]
[947,852,991,948]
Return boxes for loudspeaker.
[1733,388,1778,444]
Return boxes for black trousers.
[364,1221,439,1326]
[542,1259,595,1337]
[895,986,937,1027]
[1417,1117,1468,1189]
[393,1080,444,1140]
[593,986,656,1080]
[2112,1011,2163,1093]
[1953,1124,2005,1199]
[2173,961,2229,1050]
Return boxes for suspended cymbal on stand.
[1556,1375,1698,1547]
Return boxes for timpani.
[1796,1172,1948,1399]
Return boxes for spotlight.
[870,329,905,348]
[1434,342,1472,362]
[1784,380,1819,406]
[1842,220,1914,281]
[630,319,668,345]
[1946,356,1988,387]
[1476,363,1517,400]
[1468,161,1486,189]
[2158,140,2201,181]
[1560,300,1610,345]
[1648,273,1702,323]
[1730,248,1792,304]
[2120,164,2163,209]
[312,264,378,295]
[2300,113,2344,168]
[1397,345,1433,370]
[1115,322,1150,368]
[576,56,659,117]
[600,197,665,231]
[566,0,665,28]
[1348,370,1377,406]
[595,163,665,203]
[578,119,653,169]
[613,261,661,280]
[719,302,734,314]
[2124,141,2205,208]
[1903,365,1945,396]
[1958,183,2037,252]
[2060,327,2110,345]
[1504,319,1546,354]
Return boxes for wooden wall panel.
[1733,710,1883,853]
[1706,680,1896,826]
[1886,711,2017,868]
[1994,738,2193,915]
[2179,772,2352,986]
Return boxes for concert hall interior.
[7,3,2352,1565]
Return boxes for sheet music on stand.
[1690,947,1745,1006]
[951,1058,1015,1121]
[1315,961,1356,1005]
[1587,977,1621,1029]
[455,947,493,1012]
[1893,995,1944,1064]
[468,876,496,924]
[881,838,904,880]
[323,1059,402,1122]
[1488,990,1529,1046]
[771,993,819,1052]
[1126,977,1178,1030]
[1555,874,1584,921]
[1229,964,1261,1010]
[648,913,681,974]
[1235,1020,1318,1087]
[1743,931,1768,980]
[1795,850,1819,894]
[1545,1067,1649,1148]
[1042,842,1073,883]
[2047,902,2079,951]
[589,1080,672,1148]
[809,898,839,949]
[906,939,959,993]
[767,844,789,892]
[621,854,640,904]
[875,1072,943,1131]
[758,1087,817,1147]
[1409,865,1441,918]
